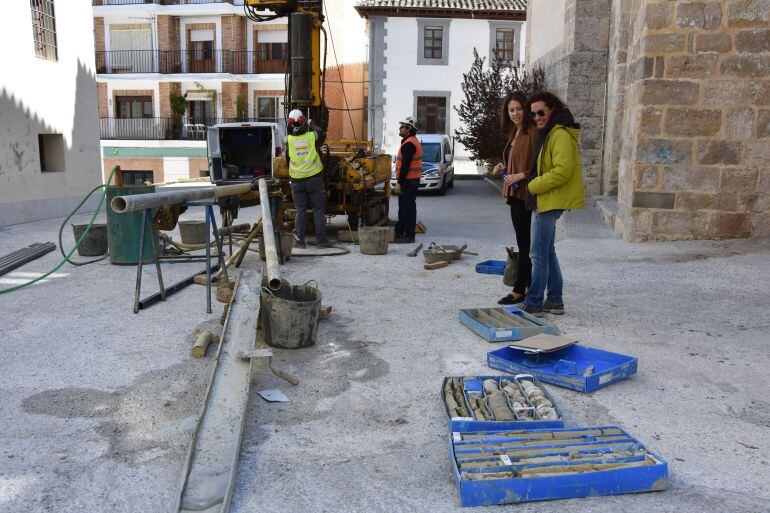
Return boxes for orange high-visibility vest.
[395,136,423,180]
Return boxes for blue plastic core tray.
[487,344,637,393]
[459,306,558,342]
[475,260,505,275]
[451,425,668,506]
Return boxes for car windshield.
[421,143,442,163]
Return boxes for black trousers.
[395,179,419,238]
[508,196,532,295]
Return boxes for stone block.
[757,109,770,137]
[632,191,675,209]
[727,0,770,27]
[651,211,701,237]
[721,168,759,193]
[654,56,665,77]
[676,2,723,30]
[702,80,746,104]
[749,212,770,236]
[638,139,692,164]
[640,79,699,105]
[743,141,770,166]
[675,191,719,210]
[724,108,755,140]
[735,29,770,53]
[645,3,672,30]
[695,33,732,53]
[720,55,770,77]
[663,166,721,191]
[634,165,659,189]
[665,108,722,136]
[711,213,750,238]
[750,193,770,212]
[642,33,686,53]
[748,80,770,104]
[697,141,742,164]
[639,108,663,136]
[630,57,655,81]
[666,55,718,78]
[759,169,770,192]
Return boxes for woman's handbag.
[503,246,518,287]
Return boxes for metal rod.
[0,243,56,276]
[205,207,213,314]
[138,264,220,310]
[258,178,282,290]
[133,208,149,314]
[208,205,230,285]
[111,183,253,213]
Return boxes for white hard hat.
[287,109,306,126]
[399,116,417,130]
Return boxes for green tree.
[454,50,545,171]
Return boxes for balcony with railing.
[95,50,286,74]
[93,1,243,6]
[100,117,283,140]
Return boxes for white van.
[390,133,455,195]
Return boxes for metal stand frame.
[133,202,230,314]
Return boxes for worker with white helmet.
[285,108,331,248]
[394,116,423,244]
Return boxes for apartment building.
[94,0,369,185]
[0,1,102,227]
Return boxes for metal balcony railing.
[95,50,287,74]
[100,117,283,140]
[93,1,243,6]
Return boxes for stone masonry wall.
[157,15,180,53]
[527,0,611,197]
[221,82,248,119]
[617,0,770,241]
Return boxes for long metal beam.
[257,178,282,290]
[111,183,253,213]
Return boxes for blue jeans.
[524,209,564,308]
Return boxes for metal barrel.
[258,178,282,290]
[110,183,252,213]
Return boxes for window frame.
[413,91,451,135]
[115,95,154,119]
[417,19,450,66]
[121,170,155,185]
[256,96,279,119]
[30,0,58,62]
[488,21,521,65]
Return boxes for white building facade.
[0,1,102,227]
[356,0,526,175]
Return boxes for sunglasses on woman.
[529,109,548,118]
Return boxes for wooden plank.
[172,269,262,513]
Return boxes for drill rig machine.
[214,0,391,231]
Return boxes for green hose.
[0,167,117,295]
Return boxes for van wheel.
[448,175,454,188]
[438,176,448,196]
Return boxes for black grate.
[30,0,58,61]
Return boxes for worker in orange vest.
[394,116,423,244]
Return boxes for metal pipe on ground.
[258,178,282,290]
[0,243,57,277]
[110,183,253,213]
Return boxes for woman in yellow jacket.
[508,91,585,317]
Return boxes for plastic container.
[358,226,389,255]
[106,185,158,265]
[459,306,558,342]
[261,281,322,348]
[178,220,208,245]
[72,223,108,256]
[475,260,505,275]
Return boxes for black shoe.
[317,239,334,248]
[394,236,415,244]
[497,293,525,305]
[296,241,306,249]
[542,302,565,315]
[519,303,544,318]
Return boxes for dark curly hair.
[500,91,534,137]
[528,91,567,114]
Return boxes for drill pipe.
[258,178,282,290]
[110,183,253,213]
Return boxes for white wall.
[527,0,566,63]
[324,0,369,65]
[0,1,101,226]
[381,17,523,173]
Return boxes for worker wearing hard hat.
[286,109,331,248]
[394,116,423,244]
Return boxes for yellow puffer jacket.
[527,122,586,213]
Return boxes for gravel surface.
[0,180,768,512]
